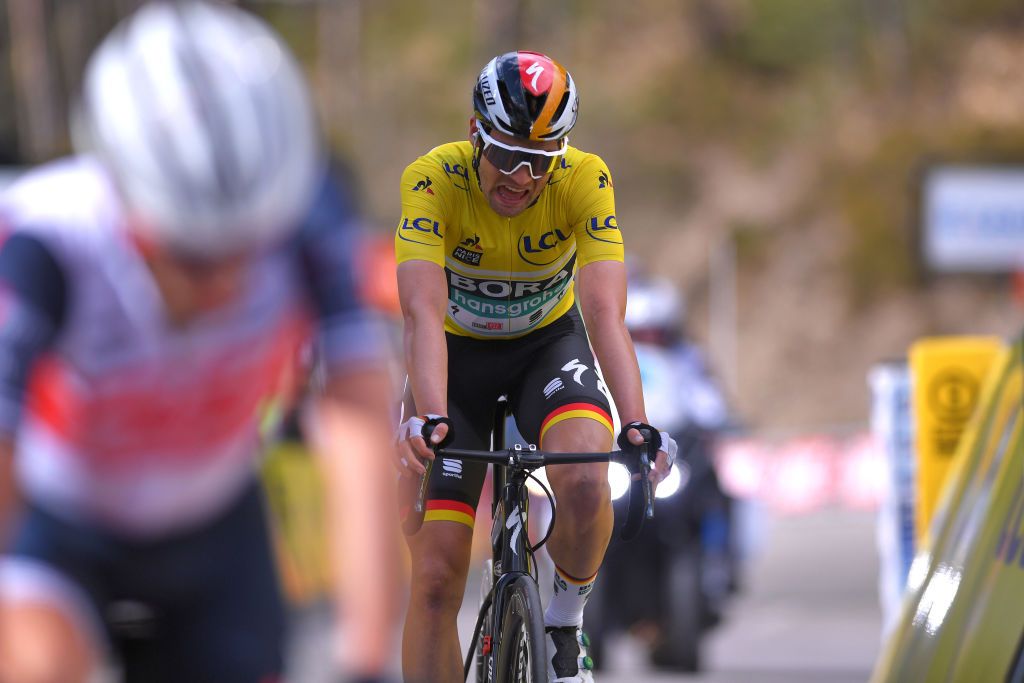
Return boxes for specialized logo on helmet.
[478,74,496,107]
[412,176,434,194]
[519,54,555,96]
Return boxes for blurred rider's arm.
[296,176,402,679]
[310,367,400,679]
[0,233,68,548]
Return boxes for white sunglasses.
[477,126,568,180]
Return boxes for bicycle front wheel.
[494,575,546,683]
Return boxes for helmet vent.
[550,91,570,134]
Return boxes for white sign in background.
[923,167,1024,273]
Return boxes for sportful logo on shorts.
[543,377,564,398]
[441,458,463,478]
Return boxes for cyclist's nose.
[506,164,535,186]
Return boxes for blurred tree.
[473,0,524,62]
[8,0,60,161]
[0,4,17,163]
[316,0,362,150]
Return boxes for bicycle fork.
[477,466,534,681]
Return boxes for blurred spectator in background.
[0,3,398,683]
[587,272,737,673]
[624,277,730,432]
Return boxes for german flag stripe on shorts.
[539,402,614,443]
[424,499,476,528]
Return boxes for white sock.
[544,565,597,628]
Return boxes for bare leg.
[541,418,614,580]
[0,598,97,683]
[402,520,474,683]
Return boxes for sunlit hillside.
[3,0,1022,430]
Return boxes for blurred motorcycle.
[587,279,739,673]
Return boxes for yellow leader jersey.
[395,141,623,339]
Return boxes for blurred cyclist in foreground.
[0,3,398,682]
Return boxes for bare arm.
[577,260,675,484]
[309,366,401,678]
[0,438,18,549]
[576,260,647,425]
[397,260,450,464]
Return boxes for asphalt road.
[288,503,883,682]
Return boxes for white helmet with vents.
[75,1,321,257]
[625,278,685,332]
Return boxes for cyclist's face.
[471,121,562,218]
[130,224,251,325]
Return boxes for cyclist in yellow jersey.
[395,51,678,683]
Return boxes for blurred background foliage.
[2,0,1022,428]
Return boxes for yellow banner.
[909,336,1003,542]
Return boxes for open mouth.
[496,184,529,203]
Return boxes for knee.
[553,465,610,520]
[410,554,468,617]
[0,618,95,683]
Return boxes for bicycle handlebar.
[404,438,656,540]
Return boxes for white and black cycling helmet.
[625,278,685,333]
[74,1,321,258]
[472,51,578,141]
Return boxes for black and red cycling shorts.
[402,308,613,529]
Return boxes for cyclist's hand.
[649,430,678,488]
[623,424,678,489]
[396,414,449,476]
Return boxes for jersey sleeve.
[566,153,624,267]
[297,171,391,372]
[394,155,451,268]
[0,232,67,436]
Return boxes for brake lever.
[639,440,654,521]
[413,457,433,515]
[403,417,453,536]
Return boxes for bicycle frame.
[485,408,536,667]
[408,400,656,682]
[489,401,535,577]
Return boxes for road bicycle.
[405,401,656,682]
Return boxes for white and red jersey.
[0,157,384,536]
